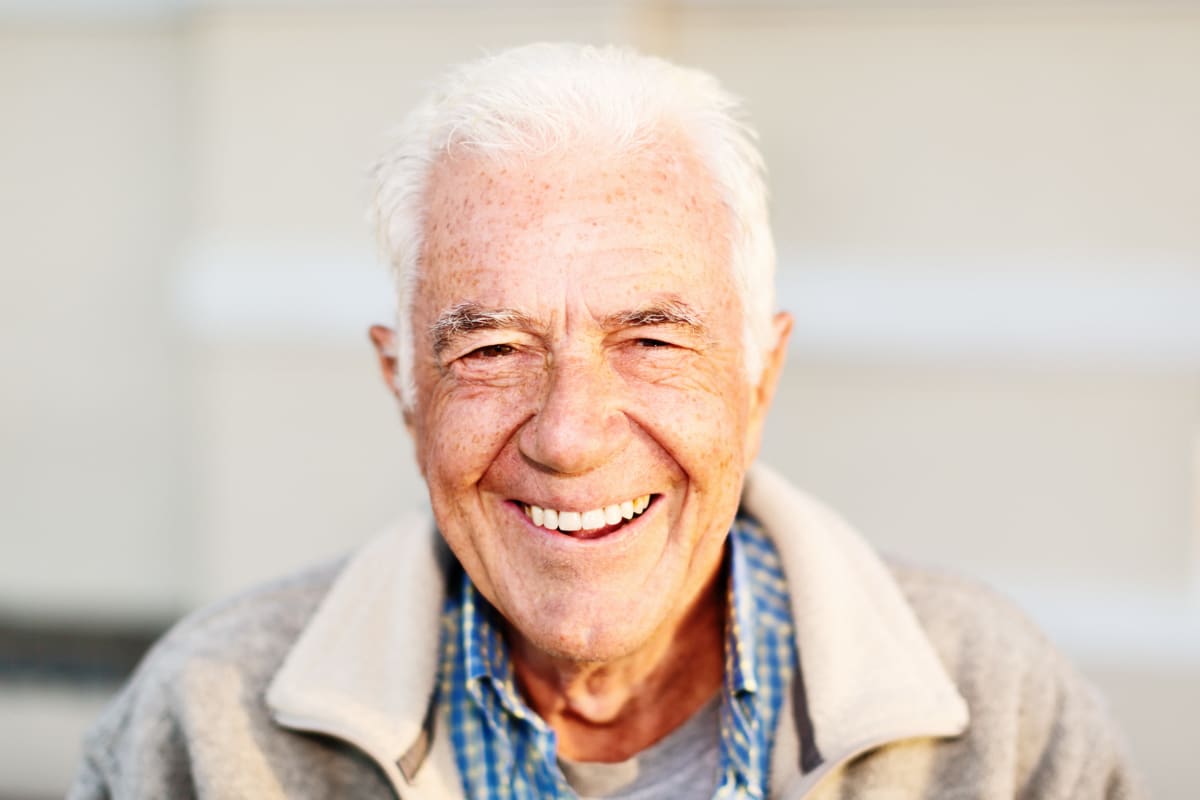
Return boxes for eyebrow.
[602,298,708,337]
[429,296,710,355]
[430,302,537,355]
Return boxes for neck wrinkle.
[507,563,727,762]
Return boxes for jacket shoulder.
[884,562,1145,799]
[133,557,344,683]
[72,558,351,799]
[887,562,1050,669]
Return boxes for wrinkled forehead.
[416,140,734,280]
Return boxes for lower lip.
[509,498,657,547]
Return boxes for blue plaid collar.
[461,571,545,730]
[720,522,766,786]
[441,514,796,799]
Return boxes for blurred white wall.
[1,21,188,617]
[1,1,1197,797]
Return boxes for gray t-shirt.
[558,694,721,799]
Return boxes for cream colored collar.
[267,464,968,797]
[742,466,969,796]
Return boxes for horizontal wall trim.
[0,613,168,685]
[779,270,1200,369]
[999,581,1200,667]
[176,243,1200,369]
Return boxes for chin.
[531,625,648,665]
[510,599,660,665]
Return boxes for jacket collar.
[742,466,969,795]
[265,509,455,795]
[267,464,968,797]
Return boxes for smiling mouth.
[519,494,654,540]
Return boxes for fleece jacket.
[70,464,1144,799]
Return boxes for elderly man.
[73,44,1139,799]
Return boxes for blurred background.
[1,0,1198,797]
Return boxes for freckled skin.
[371,140,791,759]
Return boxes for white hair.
[370,42,776,407]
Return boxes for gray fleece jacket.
[70,465,1144,799]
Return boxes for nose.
[518,354,632,476]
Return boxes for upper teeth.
[524,495,651,533]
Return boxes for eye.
[463,343,517,359]
[635,337,673,348]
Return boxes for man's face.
[395,142,786,664]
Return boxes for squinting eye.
[464,343,517,359]
[635,338,672,348]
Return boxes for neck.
[507,566,727,763]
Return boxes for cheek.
[634,374,750,473]
[415,379,541,488]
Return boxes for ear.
[744,311,793,465]
[368,323,404,397]
[369,325,418,434]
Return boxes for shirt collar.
[460,569,543,729]
[455,516,773,793]
[726,516,762,699]
[721,515,772,792]
[458,521,764,702]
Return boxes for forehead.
[416,142,735,305]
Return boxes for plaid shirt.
[437,514,796,799]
